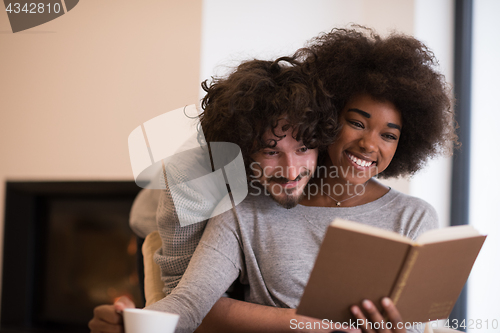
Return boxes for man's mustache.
[268,170,311,184]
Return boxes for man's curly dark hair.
[301,26,460,178]
[199,57,337,175]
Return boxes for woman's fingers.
[380,298,405,333]
[351,299,407,333]
[351,304,376,333]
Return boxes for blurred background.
[0,0,498,332]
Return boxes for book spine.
[390,247,420,305]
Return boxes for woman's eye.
[383,134,398,141]
[298,147,309,153]
[349,120,364,128]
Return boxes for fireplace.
[1,181,144,332]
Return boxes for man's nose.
[281,154,300,180]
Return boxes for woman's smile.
[345,151,376,169]
[327,94,402,186]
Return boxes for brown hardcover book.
[296,219,486,323]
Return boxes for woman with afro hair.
[302,25,459,178]
[294,26,460,332]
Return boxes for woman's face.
[327,94,402,185]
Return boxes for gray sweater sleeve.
[153,147,228,295]
[154,185,208,296]
[147,211,243,333]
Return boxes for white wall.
[200,0,415,83]
[411,0,455,229]
[468,0,500,328]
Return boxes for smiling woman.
[298,27,460,210]
[301,26,460,179]
[300,93,404,208]
[295,26,461,332]
[329,95,402,185]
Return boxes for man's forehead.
[260,133,304,150]
[261,120,296,138]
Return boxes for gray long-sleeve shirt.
[147,187,438,333]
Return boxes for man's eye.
[263,151,278,156]
[298,147,309,153]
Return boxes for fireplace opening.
[2,181,144,332]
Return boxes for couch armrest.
[142,231,166,306]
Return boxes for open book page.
[416,225,480,244]
[332,219,481,245]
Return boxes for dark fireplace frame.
[1,181,142,333]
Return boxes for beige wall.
[0,0,202,299]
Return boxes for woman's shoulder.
[388,189,437,214]
[384,189,439,238]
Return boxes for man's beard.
[264,170,310,209]
[270,189,305,209]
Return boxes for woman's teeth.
[347,153,374,167]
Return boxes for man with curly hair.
[90,56,339,332]
[90,26,458,333]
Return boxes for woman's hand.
[350,298,406,333]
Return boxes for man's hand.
[351,298,406,333]
[88,296,136,333]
